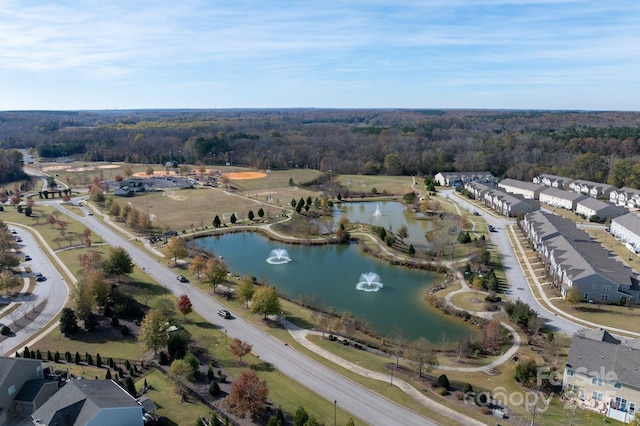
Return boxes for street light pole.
[334,400,337,426]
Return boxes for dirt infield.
[224,171,268,180]
[132,170,178,177]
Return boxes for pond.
[195,232,470,341]
[333,201,433,248]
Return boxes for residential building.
[533,173,574,189]
[539,187,588,211]
[610,187,640,209]
[521,211,640,304]
[0,357,57,424]
[569,179,616,199]
[564,328,640,423]
[575,198,626,222]
[610,214,640,254]
[31,379,143,426]
[434,171,495,187]
[497,178,545,200]
[464,181,539,217]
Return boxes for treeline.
[0,149,28,184]
[1,109,640,186]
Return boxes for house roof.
[498,178,545,193]
[15,379,55,402]
[612,213,640,233]
[31,379,141,425]
[0,356,43,383]
[540,187,588,202]
[567,330,640,389]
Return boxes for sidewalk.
[283,320,487,426]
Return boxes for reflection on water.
[195,232,469,341]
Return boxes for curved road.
[51,205,439,425]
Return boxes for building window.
[614,397,628,412]
[579,389,586,400]
[8,384,16,396]
[614,382,622,389]
[593,391,604,402]
[584,293,589,300]
[591,377,604,387]
[602,285,611,292]
[601,295,609,302]
[630,403,636,415]
[592,284,597,290]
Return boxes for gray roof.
[567,331,640,390]
[31,379,141,425]
[612,213,640,232]
[14,379,54,402]
[0,356,43,383]
[499,178,545,193]
[540,187,588,202]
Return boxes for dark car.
[488,225,497,232]
[217,309,231,319]
[34,272,46,282]
[176,275,188,283]
[23,255,31,261]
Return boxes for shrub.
[157,351,169,365]
[209,382,221,396]
[111,316,120,327]
[463,383,473,394]
[343,339,349,346]
[437,374,450,389]
[218,374,227,383]
[436,387,448,396]
[1,325,10,335]
[474,392,489,406]
[121,325,130,336]
[207,365,214,381]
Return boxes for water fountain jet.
[266,249,292,264]
[356,272,384,292]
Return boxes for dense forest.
[1,109,640,188]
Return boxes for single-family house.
[576,198,626,222]
[434,171,495,187]
[539,187,588,211]
[564,328,640,423]
[610,214,640,254]
[533,173,574,189]
[31,379,144,426]
[497,178,545,200]
[0,357,57,424]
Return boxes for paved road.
[0,225,70,356]
[50,205,440,426]
[442,190,582,335]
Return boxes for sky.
[1,0,639,111]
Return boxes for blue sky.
[1,0,639,111]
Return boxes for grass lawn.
[136,369,212,426]
[450,291,490,312]
[551,299,640,333]
[337,174,414,195]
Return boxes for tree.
[212,215,221,228]
[248,210,255,221]
[165,236,187,265]
[388,326,407,367]
[238,275,256,308]
[257,207,264,218]
[406,337,438,377]
[0,269,19,295]
[102,246,134,282]
[565,285,581,307]
[227,370,268,416]
[230,338,253,364]
[125,377,137,397]
[177,294,193,319]
[230,213,237,224]
[396,225,408,241]
[169,358,190,388]
[138,309,168,355]
[59,308,79,336]
[293,406,309,426]
[189,255,207,279]
[340,311,355,338]
[251,286,281,319]
[202,257,228,293]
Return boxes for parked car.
[34,272,46,282]
[176,275,188,283]
[23,255,31,261]
[488,225,497,232]
[217,309,231,319]
[15,237,22,242]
